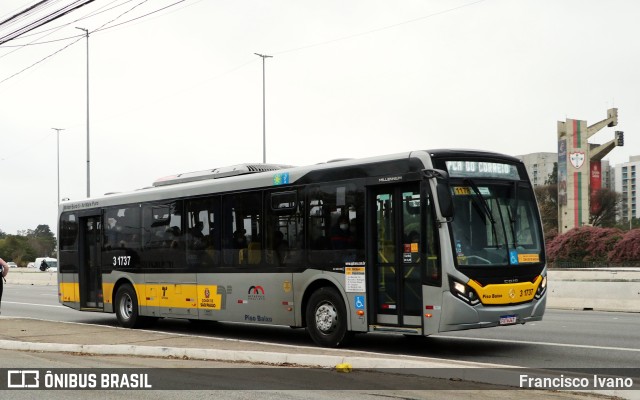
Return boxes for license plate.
[499,315,517,325]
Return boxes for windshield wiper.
[508,182,519,248]
[464,178,499,247]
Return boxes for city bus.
[57,149,547,347]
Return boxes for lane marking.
[436,335,640,353]
[6,299,639,355]
[3,301,66,309]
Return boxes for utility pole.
[254,53,272,164]
[52,128,65,205]
[76,27,90,197]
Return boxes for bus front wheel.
[115,284,152,328]
[306,287,352,348]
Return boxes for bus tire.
[306,287,352,348]
[115,284,151,328]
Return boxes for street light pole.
[76,27,90,197]
[254,53,272,164]
[52,128,65,205]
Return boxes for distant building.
[614,155,640,222]
[600,160,613,189]
[516,152,556,187]
[517,152,614,189]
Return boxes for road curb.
[0,338,480,369]
[0,338,632,398]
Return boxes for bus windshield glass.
[445,161,544,267]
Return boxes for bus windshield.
[446,164,544,268]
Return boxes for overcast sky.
[0,0,638,235]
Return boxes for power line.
[5,0,133,41]
[0,0,489,125]
[0,33,82,85]
[0,0,96,45]
[272,0,486,56]
[0,0,156,86]
[0,0,51,30]
[91,0,188,32]
[0,0,128,53]
[0,0,188,49]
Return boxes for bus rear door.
[370,183,423,330]
[79,215,103,310]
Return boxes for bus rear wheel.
[306,287,352,348]
[115,284,154,328]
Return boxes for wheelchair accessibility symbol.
[509,250,519,265]
[355,296,365,310]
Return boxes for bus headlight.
[534,274,547,299]
[449,277,480,306]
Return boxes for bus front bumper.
[439,291,546,332]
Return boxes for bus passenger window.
[59,213,78,251]
[186,196,220,268]
[308,183,364,265]
[222,192,262,266]
[266,191,304,266]
[102,206,141,270]
[139,201,184,271]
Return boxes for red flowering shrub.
[584,227,624,261]
[608,229,640,262]
[546,226,624,262]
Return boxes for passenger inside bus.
[272,230,289,264]
[330,216,354,250]
[233,229,247,249]
[187,221,206,249]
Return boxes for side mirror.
[423,169,453,219]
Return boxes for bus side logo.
[248,286,265,295]
[248,285,266,301]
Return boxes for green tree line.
[0,225,56,267]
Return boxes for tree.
[26,224,56,257]
[589,189,621,227]
[545,162,558,185]
[0,235,38,266]
[534,184,558,236]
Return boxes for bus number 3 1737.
[113,256,131,266]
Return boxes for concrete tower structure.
[557,108,622,233]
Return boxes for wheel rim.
[119,292,133,321]
[315,301,338,334]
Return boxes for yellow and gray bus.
[58,149,547,347]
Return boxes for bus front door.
[372,184,423,328]
[79,216,103,310]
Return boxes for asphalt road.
[2,283,639,370]
[0,349,615,400]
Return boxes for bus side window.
[59,213,79,273]
[266,191,304,266]
[186,196,220,268]
[308,183,364,264]
[140,201,183,271]
[102,205,141,270]
[222,192,262,266]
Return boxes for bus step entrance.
[370,325,422,335]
